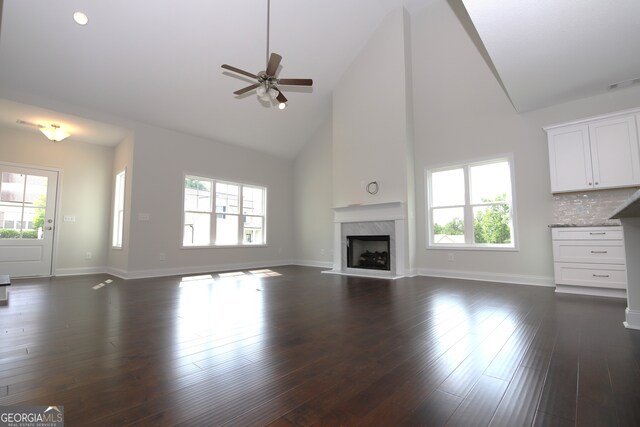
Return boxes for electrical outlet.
[447,252,454,262]
[159,252,167,261]
[85,251,92,260]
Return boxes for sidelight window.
[112,170,126,248]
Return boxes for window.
[426,156,516,249]
[183,175,266,247]
[112,170,126,248]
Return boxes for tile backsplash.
[553,188,638,225]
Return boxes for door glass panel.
[0,173,48,240]
[25,175,48,204]
[0,204,22,238]
[1,172,25,202]
[22,207,43,239]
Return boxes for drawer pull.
[589,232,606,235]
[593,274,610,278]
[590,250,608,254]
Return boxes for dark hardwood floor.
[1,266,639,426]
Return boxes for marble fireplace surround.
[326,202,406,279]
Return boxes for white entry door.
[0,164,58,277]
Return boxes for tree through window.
[426,157,516,248]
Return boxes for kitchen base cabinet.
[552,226,627,298]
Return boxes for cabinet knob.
[594,182,599,185]
[588,182,593,185]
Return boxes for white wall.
[1,94,295,279]
[332,8,413,208]
[0,126,113,275]
[120,123,295,278]
[293,116,333,267]
[411,1,640,285]
[412,1,555,285]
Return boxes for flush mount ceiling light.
[221,0,313,110]
[73,11,89,26]
[16,120,71,142]
[39,124,70,142]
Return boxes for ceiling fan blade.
[276,91,287,104]
[277,78,313,86]
[222,64,259,80]
[234,83,261,95]
[265,53,282,76]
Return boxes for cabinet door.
[589,114,640,189]
[547,124,593,192]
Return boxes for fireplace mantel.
[327,202,406,279]
[333,202,406,223]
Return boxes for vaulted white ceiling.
[0,0,430,156]
[1,1,639,157]
[462,0,640,112]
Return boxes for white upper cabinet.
[545,110,640,193]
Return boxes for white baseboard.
[555,284,627,299]
[624,308,640,330]
[116,260,294,280]
[105,267,129,280]
[55,267,108,276]
[292,259,333,269]
[417,268,555,288]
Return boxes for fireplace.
[327,202,407,278]
[347,235,390,271]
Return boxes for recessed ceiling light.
[73,11,89,26]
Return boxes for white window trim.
[425,153,519,251]
[181,174,268,248]
[112,169,126,249]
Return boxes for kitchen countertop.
[548,223,621,228]
[610,189,640,219]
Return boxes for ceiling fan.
[221,0,313,110]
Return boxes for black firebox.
[346,235,391,271]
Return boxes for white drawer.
[553,262,627,289]
[552,240,626,264]
[551,226,623,240]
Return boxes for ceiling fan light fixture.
[221,0,313,109]
[39,124,70,142]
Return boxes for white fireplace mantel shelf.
[333,202,406,223]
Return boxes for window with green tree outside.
[426,157,516,249]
